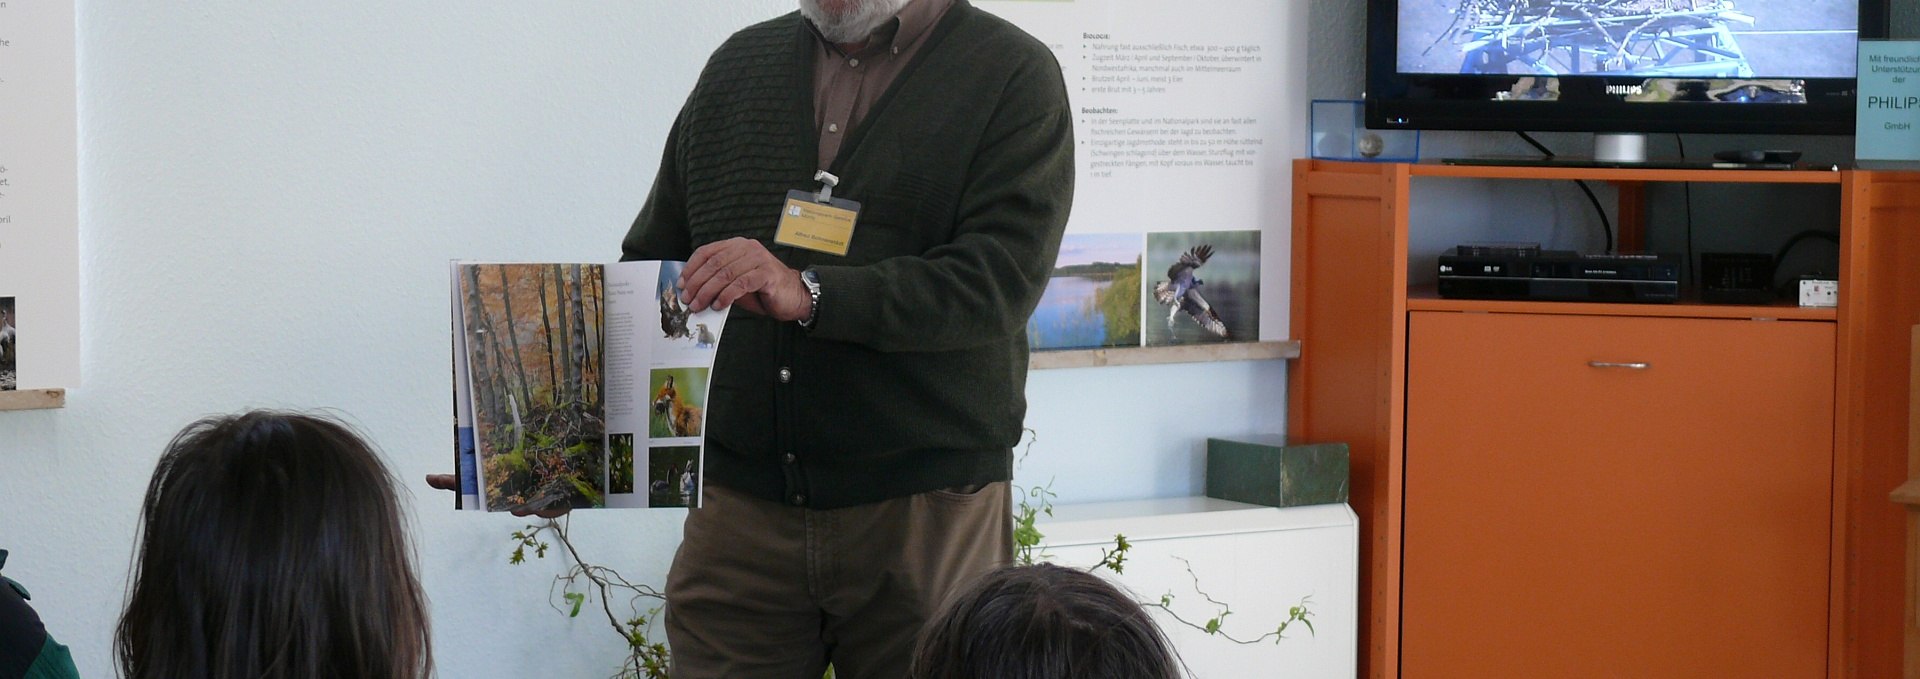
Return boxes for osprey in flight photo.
[1153,244,1230,339]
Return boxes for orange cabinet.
[1402,311,1833,678]
[1288,160,1920,679]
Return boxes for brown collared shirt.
[809,0,956,170]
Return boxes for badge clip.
[813,170,839,204]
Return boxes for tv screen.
[1367,0,1889,135]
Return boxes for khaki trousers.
[664,482,1012,679]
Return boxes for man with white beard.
[623,0,1073,676]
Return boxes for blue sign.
[1857,41,1920,161]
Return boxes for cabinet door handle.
[1588,361,1650,370]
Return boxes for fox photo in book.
[456,263,608,513]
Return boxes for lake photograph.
[1028,233,1143,351]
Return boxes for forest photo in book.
[458,264,607,512]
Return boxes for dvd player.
[1438,247,1681,303]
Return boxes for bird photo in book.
[660,288,692,341]
[0,297,15,391]
[0,301,15,369]
[1153,244,1230,339]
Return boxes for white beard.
[799,0,912,44]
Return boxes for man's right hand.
[424,474,571,519]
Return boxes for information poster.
[1857,41,1920,162]
[981,0,1307,345]
[0,0,81,389]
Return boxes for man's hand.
[679,238,812,322]
[424,474,570,519]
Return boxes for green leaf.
[564,591,586,617]
[1204,617,1222,634]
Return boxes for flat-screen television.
[1367,0,1890,147]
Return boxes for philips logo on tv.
[1867,96,1920,110]
[1605,85,1645,96]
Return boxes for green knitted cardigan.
[623,1,1074,509]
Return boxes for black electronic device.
[1366,0,1888,157]
[1699,253,1777,304]
[1713,149,1804,165]
[1438,248,1681,303]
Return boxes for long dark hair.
[116,411,432,679]
[911,563,1182,679]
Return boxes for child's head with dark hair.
[911,563,1182,679]
[116,410,431,679]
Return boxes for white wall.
[0,2,1290,676]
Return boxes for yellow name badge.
[774,189,860,257]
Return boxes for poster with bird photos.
[450,260,727,512]
[1029,231,1260,350]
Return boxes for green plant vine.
[1135,556,1316,645]
[508,427,1313,678]
[511,519,671,679]
[1011,427,1316,646]
[1012,477,1057,566]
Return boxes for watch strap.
[798,269,821,328]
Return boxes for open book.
[451,261,727,511]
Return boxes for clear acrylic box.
[1311,99,1419,162]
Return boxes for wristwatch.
[798,268,822,328]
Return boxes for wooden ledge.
[1030,340,1299,370]
[0,389,65,412]
[1893,479,1920,508]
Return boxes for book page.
[602,261,728,509]
[450,264,480,510]
[601,262,650,508]
[455,263,609,513]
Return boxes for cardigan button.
[784,453,797,465]
[849,58,861,68]
[791,494,806,506]
[779,367,792,383]
[827,123,841,134]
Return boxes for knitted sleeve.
[620,105,695,263]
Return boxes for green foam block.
[1205,436,1350,508]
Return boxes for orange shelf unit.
[1288,159,1920,679]
[1404,311,1833,678]
[1408,161,1847,185]
[1406,286,1839,322]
